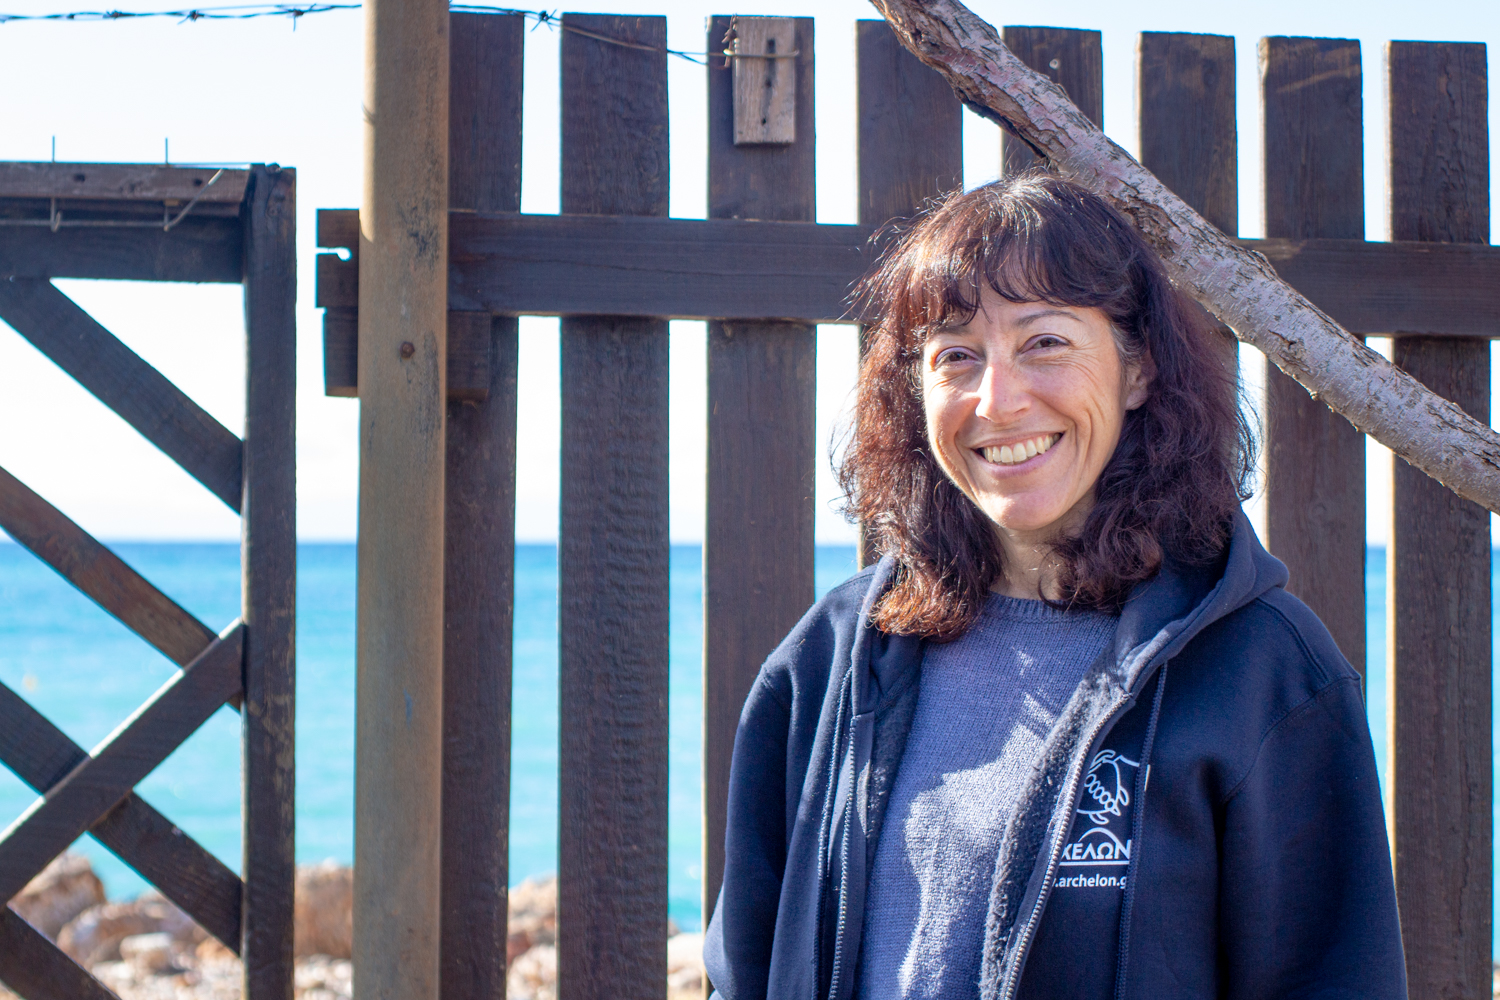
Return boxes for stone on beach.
[295,859,354,959]
[11,852,105,940]
[0,858,705,1000]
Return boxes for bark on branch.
[873,0,1500,514]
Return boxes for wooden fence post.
[558,15,671,1000]
[999,27,1101,176]
[1388,40,1492,1000]
[1137,31,1238,375]
[854,19,963,569]
[702,13,818,931]
[354,0,449,996]
[441,12,523,1000]
[241,162,298,1000]
[1261,36,1367,674]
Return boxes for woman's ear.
[1124,352,1155,411]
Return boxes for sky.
[0,0,1496,544]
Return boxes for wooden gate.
[0,163,296,999]
[320,13,1500,1000]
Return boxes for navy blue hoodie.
[703,513,1406,1000]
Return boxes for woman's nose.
[974,358,1027,421]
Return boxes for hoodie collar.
[854,510,1287,707]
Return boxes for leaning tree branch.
[873,0,1500,514]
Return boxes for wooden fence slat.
[854,19,964,569]
[557,15,671,1000]
[0,625,243,908]
[1137,31,1239,379]
[312,206,1500,332]
[0,681,242,951]
[1139,32,1236,236]
[857,19,963,227]
[0,908,122,1000]
[1387,39,1492,1000]
[0,278,244,511]
[441,13,523,1000]
[0,163,250,204]
[0,464,218,669]
[1000,27,1102,175]
[1260,37,1367,673]
[702,11,819,931]
[0,217,244,283]
[240,164,297,999]
[89,795,242,952]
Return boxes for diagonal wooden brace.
[0,681,242,951]
[0,278,244,512]
[0,907,122,1000]
[0,624,244,908]
[0,464,222,668]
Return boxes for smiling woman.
[702,175,1406,1000]
[844,174,1253,633]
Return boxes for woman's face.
[921,287,1150,547]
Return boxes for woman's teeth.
[982,433,1060,466]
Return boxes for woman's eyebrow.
[1015,308,1081,327]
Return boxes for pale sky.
[0,0,1496,544]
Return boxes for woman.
[702,174,1405,1000]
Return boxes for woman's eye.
[1029,334,1066,351]
[934,348,975,366]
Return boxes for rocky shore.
[1,855,705,1000]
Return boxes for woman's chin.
[981,500,1076,539]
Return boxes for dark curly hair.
[839,173,1255,639]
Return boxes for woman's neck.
[989,538,1060,600]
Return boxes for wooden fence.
[0,164,297,998]
[318,14,1499,1000]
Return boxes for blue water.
[0,541,858,933]
[0,541,1482,937]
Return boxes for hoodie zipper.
[995,689,1139,1000]
[825,719,861,1000]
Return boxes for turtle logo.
[1059,749,1139,869]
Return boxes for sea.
[0,541,1484,939]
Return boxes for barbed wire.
[0,2,718,63]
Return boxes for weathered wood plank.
[323,308,359,397]
[1000,26,1102,175]
[89,794,242,953]
[0,625,244,907]
[702,10,819,933]
[320,206,1500,333]
[0,163,249,203]
[353,2,450,997]
[241,164,298,1000]
[1387,39,1492,1000]
[730,17,798,145]
[0,907,122,1000]
[857,19,963,227]
[441,13,523,1000]
[855,18,964,568]
[320,306,491,400]
[1138,32,1239,397]
[1260,36,1367,674]
[0,216,244,282]
[0,681,242,951]
[1139,32,1236,236]
[0,464,218,668]
[558,15,670,1000]
[0,278,244,511]
[452,213,870,319]
[316,208,359,252]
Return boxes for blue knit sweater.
[857,593,1118,1000]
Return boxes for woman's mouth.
[979,433,1061,467]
